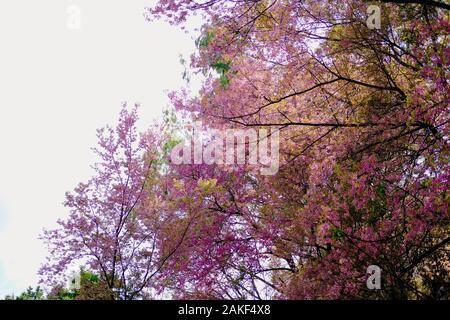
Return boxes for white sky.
[0,0,202,296]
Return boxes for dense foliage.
[40,0,449,299]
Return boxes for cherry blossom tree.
[39,104,187,300]
[42,0,449,300]
[145,0,449,299]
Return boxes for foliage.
[47,269,112,300]
[4,286,45,300]
[42,1,450,300]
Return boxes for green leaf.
[196,31,214,47]
[219,74,230,88]
[211,60,231,74]
[331,227,344,241]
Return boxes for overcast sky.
[0,0,201,296]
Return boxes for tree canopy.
[40,0,449,300]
